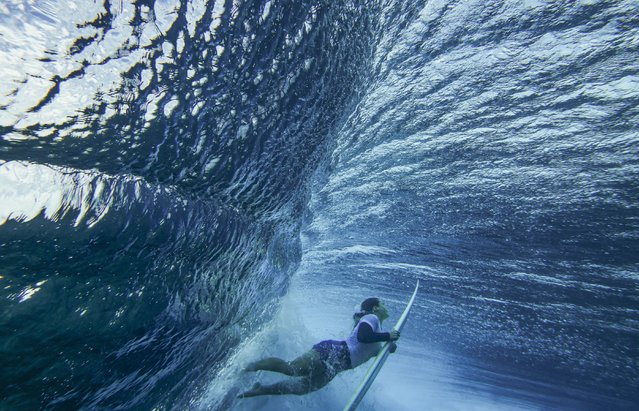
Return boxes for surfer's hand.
[389,330,400,341]
[389,342,398,353]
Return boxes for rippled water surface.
[1,0,638,410]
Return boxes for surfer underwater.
[238,297,400,397]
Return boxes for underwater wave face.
[302,0,639,408]
[0,0,379,409]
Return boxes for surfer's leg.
[289,350,320,375]
[238,375,328,398]
[245,357,292,374]
[245,350,318,376]
[238,360,334,398]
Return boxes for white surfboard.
[343,280,420,411]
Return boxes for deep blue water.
[1,0,638,410]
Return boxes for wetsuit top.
[345,314,392,368]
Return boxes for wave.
[2,0,638,409]
[0,0,381,408]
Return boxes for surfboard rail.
[343,280,420,411]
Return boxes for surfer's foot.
[237,382,262,398]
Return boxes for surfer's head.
[360,297,380,313]
[358,297,389,321]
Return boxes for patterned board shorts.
[312,339,352,378]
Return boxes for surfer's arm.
[357,323,399,343]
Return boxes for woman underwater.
[238,297,400,397]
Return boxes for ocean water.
[1,0,637,410]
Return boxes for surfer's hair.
[353,297,380,325]
[360,297,380,313]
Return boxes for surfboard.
[343,280,420,411]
